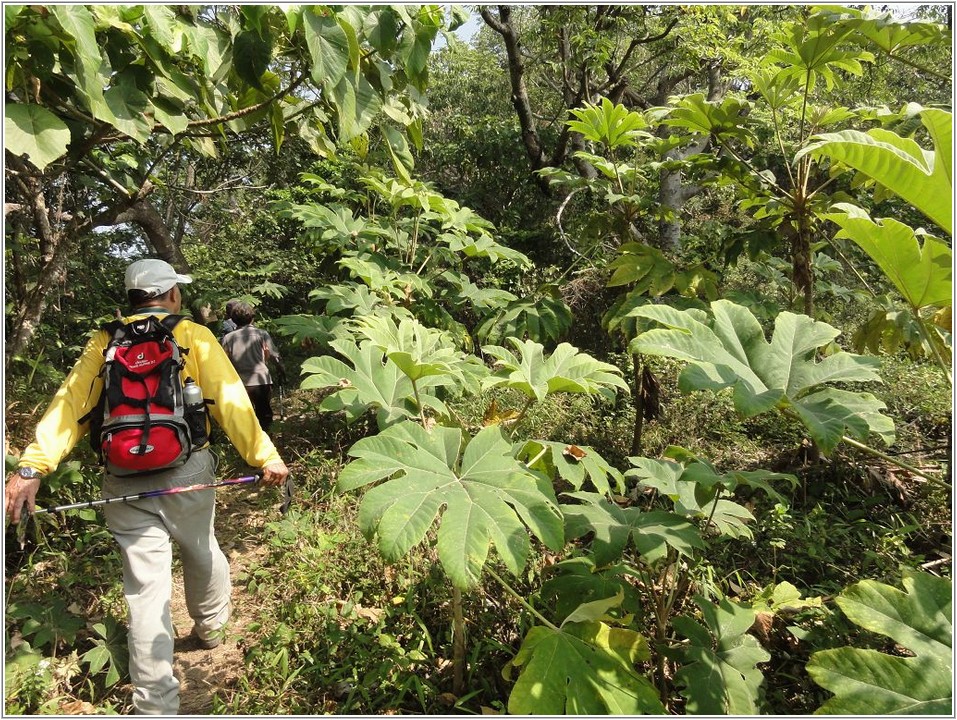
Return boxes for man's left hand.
[260,461,289,487]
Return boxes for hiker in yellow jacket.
[4,259,289,715]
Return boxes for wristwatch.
[17,467,42,480]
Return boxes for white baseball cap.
[125,259,193,296]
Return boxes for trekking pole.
[27,474,261,516]
[278,383,286,421]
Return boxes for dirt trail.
[168,487,272,715]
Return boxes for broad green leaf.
[483,338,629,403]
[567,97,650,150]
[356,315,483,392]
[826,205,951,310]
[626,452,793,540]
[331,72,382,143]
[562,491,704,566]
[301,338,418,426]
[751,581,824,615]
[541,558,643,625]
[562,589,625,627]
[4,104,70,170]
[151,97,189,135]
[630,300,891,453]
[664,93,754,143]
[50,5,114,124]
[5,5,24,26]
[273,315,350,345]
[79,618,127,688]
[182,21,229,77]
[842,7,947,54]
[476,289,573,345]
[792,388,896,449]
[382,124,414,184]
[339,422,563,588]
[808,571,952,714]
[797,109,952,234]
[234,28,273,91]
[303,10,349,88]
[440,271,517,312]
[103,75,151,143]
[440,232,531,267]
[142,5,178,52]
[765,12,873,92]
[367,6,399,54]
[507,622,664,715]
[519,440,625,496]
[673,596,771,714]
[606,243,676,293]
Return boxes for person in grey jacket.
[220,302,284,431]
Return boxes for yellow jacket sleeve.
[177,320,284,468]
[18,313,284,475]
[18,330,109,474]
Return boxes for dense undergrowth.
[4,340,950,714]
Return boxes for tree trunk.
[114,197,191,273]
[791,217,814,317]
[5,155,75,362]
[654,63,723,253]
[480,7,550,195]
[6,229,74,362]
[6,175,188,358]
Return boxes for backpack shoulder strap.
[101,319,125,337]
[160,314,185,332]
[78,320,124,426]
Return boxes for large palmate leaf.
[438,231,532,267]
[310,283,392,317]
[567,97,651,150]
[825,204,952,310]
[272,314,349,346]
[606,242,676,292]
[808,570,952,715]
[483,338,629,403]
[853,295,950,363]
[506,617,664,714]
[664,93,755,143]
[562,491,704,566]
[476,287,573,345]
[439,271,518,312]
[338,422,563,589]
[630,300,893,453]
[672,596,771,714]
[356,315,487,395]
[280,203,388,250]
[80,618,128,688]
[540,557,643,625]
[301,338,419,427]
[627,449,796,540]
[797,107,952,234]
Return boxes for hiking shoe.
[191,627,223,649]
[197,634,221,650]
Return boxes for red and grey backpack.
[83,314,197,476]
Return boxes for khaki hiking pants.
[102,449,231,715]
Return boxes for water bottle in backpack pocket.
[182,377,209,448]
[83,315,203,477]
